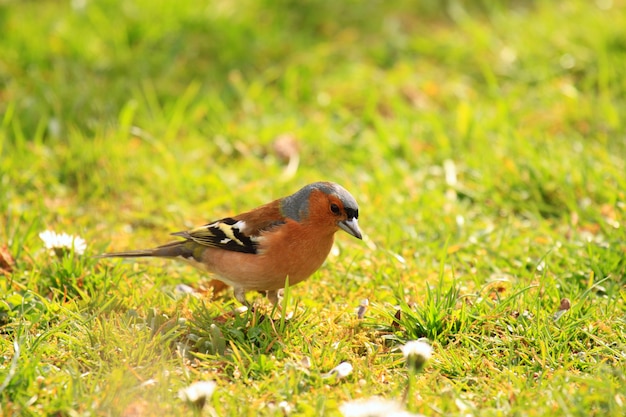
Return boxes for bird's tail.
[97,241,192,259]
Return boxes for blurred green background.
[2,0,624,240]
[1,0,625,416]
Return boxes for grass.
[1,0,625,415]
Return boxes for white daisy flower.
[278,400,292,414]
[326,362,353,380]
[178,380,216,409]
[357,298,369,319]
[39,230,87,257]
[340,397,426,417]
[401,339,432,373]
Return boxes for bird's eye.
[330,203,341,215]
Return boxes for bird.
[98,182,362,305]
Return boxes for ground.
[0,0,625,416]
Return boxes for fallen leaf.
[600,204,616,219]
[0,245,14,275]
[272,134,299,162]
[197,279,229,299]
[392,309,402,328]
[272,134,300,178]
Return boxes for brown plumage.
[98,182,362,305]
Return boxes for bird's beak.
[339,218,362,240]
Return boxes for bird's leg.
[266,290,279,306]
[266,289,284,306]
[234,287,250,307]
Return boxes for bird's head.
[281,182,362,239]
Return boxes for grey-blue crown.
[281,182,358,221]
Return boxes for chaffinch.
[99,182,362,305]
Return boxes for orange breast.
[201,219,337,291]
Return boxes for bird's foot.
[266,289,284,306]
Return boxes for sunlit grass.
[1,0,625,416]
